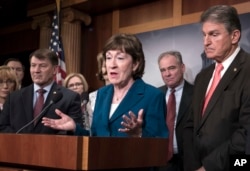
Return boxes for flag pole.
[56,0,61,14]
[49,0,66,85]
[55,0,61,36]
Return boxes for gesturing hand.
[42,109,76,131]
[118,109,144,137]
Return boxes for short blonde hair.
[64,73,89,92]
[0,65,19,90]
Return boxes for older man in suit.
[183,5,250,171]
[0,48,82,134]
[157,51,193,171]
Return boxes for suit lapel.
[100,86,114,125]
[44,82,59,106]
[196,66,215,123]
[200,50,244,125]
[176,81,192,125]
[21,85,35,123]
[109,79,144,123]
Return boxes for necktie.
[33,89,46,124]
[202,63,224,114]
[166,89,176,161]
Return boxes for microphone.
[81,92,92,136]
[16,91,63,134]
[81,92,89,104]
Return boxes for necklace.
[114,89,128,102]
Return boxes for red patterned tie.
[33,89,46,125]
[202,63,224,114]
[166,89,176,161]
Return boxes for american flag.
[49,10,66,85]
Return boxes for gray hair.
[200,5,241,35]
[158,50,183,65]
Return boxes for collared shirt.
[206,46,240,95]
[166,79,184,154]
[33,82,54,107]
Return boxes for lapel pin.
[233,68,237,72]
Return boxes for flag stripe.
[49,9,66,85]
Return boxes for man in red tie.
[0,49,82,134]
[183,5,250,171]
[158,51,194,171]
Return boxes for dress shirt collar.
[167,79,184,94]
[33,81,54,94]
[219,46,240,77]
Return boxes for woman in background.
[64,73,90,129]
[0,66,19,111]
[88,52,110,113]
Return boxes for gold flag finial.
[56,0,61,13]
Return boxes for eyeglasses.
[68,82,83,89]
[0,80,15,87]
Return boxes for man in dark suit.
[183,5,250,171]
[157,51,193,171]
[4,58,25,89]
[0,48,82,134]
[246,132,250,155]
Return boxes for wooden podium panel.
[0,134,168,170]
[84,137,168,170]
[0,134,82,170]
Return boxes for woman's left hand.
[118,109,144,137]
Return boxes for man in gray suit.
[183,5,250,171]
[158,50,193,171]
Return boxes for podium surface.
[0,134,168,170]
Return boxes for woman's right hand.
[42,109,76,131]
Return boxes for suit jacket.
[183,49,250,171]
[76,78,168,137]
[0,82,82,134]
[159,80,193,158]
[246,127,250,154]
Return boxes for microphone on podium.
[16,91,63,134]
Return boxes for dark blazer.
[183,49,250,171]
[76,78,168,137]
[246,128,250,154]
[0,82,82,134]
[159,80,193,158]
[246,129,250,154]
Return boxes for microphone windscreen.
[52,92,63,103]
[81,92,89,101]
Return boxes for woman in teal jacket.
[42,33,168,138]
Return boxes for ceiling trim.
[27,0,87,17]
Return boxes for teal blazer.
[75,78,168,137]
